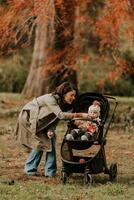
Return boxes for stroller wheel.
[61,171,67,184]
[84,173,93,186]
[109,163,117,181]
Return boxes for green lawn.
[0,182,133,200]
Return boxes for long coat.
[15,93,73,151]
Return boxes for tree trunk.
[22,0,77,97]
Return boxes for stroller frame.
[60,92,118,185]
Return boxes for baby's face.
[88,111,98,119]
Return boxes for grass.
[0,93,134,200]
[116,96,134,103]
[0,181,133,200]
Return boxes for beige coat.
[15,93,73,151]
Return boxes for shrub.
[103,78,134,96]
[79,74,134,96]
[0,49,31,92]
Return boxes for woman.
[15,82,87,177]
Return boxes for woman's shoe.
[44,174,56,178]
[24,171,40,176]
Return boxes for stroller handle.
[103,95,118,139]
[104,95,118,105]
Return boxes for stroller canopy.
[73,92,110,124]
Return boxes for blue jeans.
[24,137,57,176]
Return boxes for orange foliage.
[0,0,134,54]
[107,71,120,84]
[106,58,134,84]
[87,71,93,80]
[97,79,105,89]
[95,0,131,51]
[0,0,55,55]
[93,0,134,83]
[115,58,134,74]
[0,0,134,84]
[82,54,90,65]
[41,43,79,77]
[0,0,34,55]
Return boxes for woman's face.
[63,90,76,104]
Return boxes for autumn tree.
[0,0,106,96]
[0,0,78,97]
[0,0,134,96]
[95,0,134,83]
[22,0,78,96]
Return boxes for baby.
[66,100,101,141]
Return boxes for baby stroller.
[60,92,118,185]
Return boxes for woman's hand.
[47,131,55,139]
[73,113,88,118]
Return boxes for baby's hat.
[88,104,100,115]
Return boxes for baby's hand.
[87,115,92,120]
[47,131,55,139]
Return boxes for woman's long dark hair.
[53,82,78,111]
